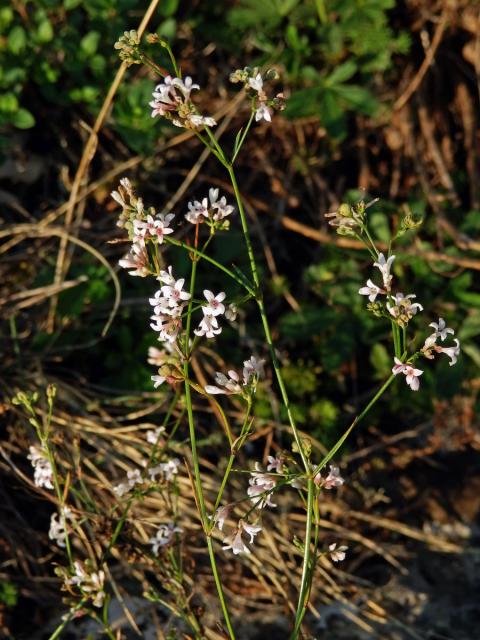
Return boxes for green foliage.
[228,0,409,138]
[0,580,18,607]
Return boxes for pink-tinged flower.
[429,317,454,342]
[203,290,226,316]
[146,426,165,444]
[359,279,384,302]
[67,561,105,608]
[329,543,348,562]
[243,356,264,385]
[188,114,217,128]
[185,189,233,224]
[373,253,395,290]
[255,103,272,122]
[151,374,166,388]
[134,213,175,244]
[392,357,407,375]
[171,76,200,99]
[118,242,150,277]
[436,338,460,366]
[214,505,232,531]
[248,462,277,509]
[150,314,182,344]
[222,529,250,555]
[149,522,183,555]
[210,189,234,220]
[267,456,283,473]
[186,197,209,224]
[28,445,54,490]
[49,508,73,548]
[315,464,344,489]
[205,369,242,395]
[241,520,262,543]
[194,314,222,339]
[387,293,423,319]
[404,365,423,391]
[161,278,191,308]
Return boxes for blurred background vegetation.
[1,1,480,638]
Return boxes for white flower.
[359,279,384,302]
[149,522,182,555]
[49,508,73,548]
[387,292,423,318]
[248,462,277,509]
[225,304,238,322]
[267,456,283,473]
[185,189,233,224]
[67,561,105,608]
[151,374,166,388]
[222,529,250,555]
[186,197,209,224]
[202,290,226,316]
[255,103,272,122]
[243,356,264,385]
[205,369,242,395]
[188,114,217,128]
[392,358,423,390]
[118,242,150,277]
[315,464,344,489]
[429,317,454,342]
[436,338,460,366]
[248,73,263,92]
[240,520,262,544]
[133,213,175,244]
[27,445,54,490]
[161,277,191,308]
[146,426,165,444]
[392,357,407,375]
[214,505,231,531]
[373,253,395,290]
[194,314,222,339]
[329,543,348,562]
[171,76,200,99]
[113,468,143,497]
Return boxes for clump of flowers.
[230,66,285,122]
[149,522,183,555]
[205,356,264,397]
[28,444,54,490]
[186,188,234,230]
[149,75,216,130]
[66,561,106,608]
[49,507,74,548]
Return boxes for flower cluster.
[149,75,216,130]
[421,318,460,366]
[325,199,378,236]
[28,445,54,490]
[248,462,278,509]
[230,66,285,123]
[195,290,227,339]
[66,561,105,608]
[149,522,183,555]
[149,266,191,351]
[49,507,74,548]
[114,30,141,66]
[205,356,264,398]
[186,188,234,229]
[113,458,180,497]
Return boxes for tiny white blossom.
[28,445,54,490]
[248,462,277,509]
[67,561,105,608]
[373,253,395,290]
[214,505,231,531]
[429,317,454,342]
[146,426,165,444]
[248,73,263,92]
[194,314,222,339]
[436,338,460,366]
[315,464,344,489]
[49,508,73,548]
[359,279,384,302]
[203,290,226,316]
[329,543,348,562]
[225,303,238,322]
[222,529,250,555]
[205,369,242,395]
[149,522,182,555]
[255,103,272,122]
[118,242,150,277]
[267,456,283,473]
[188,114,217,128]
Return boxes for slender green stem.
[291,477,315,637]
[363,226,379,258]
[206,536,236,638]
[183,257,236,638]
[231,110,255,165]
